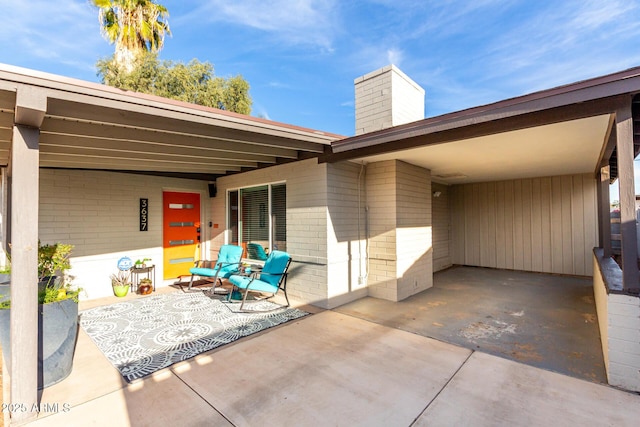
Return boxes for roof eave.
[331,65,640,155]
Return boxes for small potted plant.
[134,258,152,269]
[110,269,131,297]
[138,277,153,295]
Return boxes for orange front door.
[163,191,201,279]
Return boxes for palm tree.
[93,0,171,72]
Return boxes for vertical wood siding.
[451,174,598,276]
[432,182,451,271]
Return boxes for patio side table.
[131,265,155,293]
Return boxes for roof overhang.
[327,67,640,184]
[0,63,344,181]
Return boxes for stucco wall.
[38,169,208,299]
[451,174,598,276]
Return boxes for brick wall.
[38,169,208,299]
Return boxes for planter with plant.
[0,242,81,389]
[138,277,153,295]
[111,269,131,297]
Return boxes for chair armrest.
[257,271,287,278]
[215,261,241,272]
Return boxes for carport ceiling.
[354,114,611,184]
[0,65,340,180]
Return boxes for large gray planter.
[0,295,78,389]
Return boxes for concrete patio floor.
[15,286,640,426]
[336,266,607,384]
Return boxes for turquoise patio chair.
[228,250,292,312]
[187,244,243,293]
[246,242,268,261]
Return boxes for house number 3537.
[140,198,149,231]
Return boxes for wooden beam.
[45,98,329,152]
[14,84,46,128]
[39,133,278,163]
[38,155,237,174]
[9,124,39,423]
[615,102,640,291]
[39,145,259,168]
[41,118,299,159]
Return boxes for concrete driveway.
[336,266,607,384]
[29,308,640,426]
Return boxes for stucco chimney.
[354,65,425,135]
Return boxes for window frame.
[226,181,286,259]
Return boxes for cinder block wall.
[354,65,425,135]
[366,160,433,301]
[38,169,208,299]
[366,161,399,300]
[593,254,640,392]
[606,293,640,391]
[214,159,331,307]
[396,161,432,300]
[326,162,368,306]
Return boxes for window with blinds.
[228,183,286,261]
[271,184,286,252]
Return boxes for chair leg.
[187,274,196,291]
[239,288,250,312]
[210,271,224,295]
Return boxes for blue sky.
[1,0,640,138]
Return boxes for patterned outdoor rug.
[79,292,308,382]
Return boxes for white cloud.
[387,49,403,67]
[268,81,291,89]
[0,0,108,77]
[254,104,271,120]
[480,1,640,88]
[183,0,339,51]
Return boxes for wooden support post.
[8,85,46,424]
[9,125,40,423]
[599,166,612,258]
[615,103,640,291]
